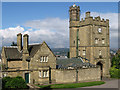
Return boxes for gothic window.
[83,50,86,56]
[102,38,105,44]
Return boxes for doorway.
[25,73,29,83]
[97,62,103,80]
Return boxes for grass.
[36,81,105,89]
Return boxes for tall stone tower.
[69,4,111,77]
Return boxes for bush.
[2,77,12,89]
[2,76,28,89]
[110,67,120,78]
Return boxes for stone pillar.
[17,33,22,51]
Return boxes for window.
[46,56,48,62]
[40,57,43,62]
[74,40,75,45]
[83,50,86,56]
[43,70,48,77]
[40,56,48,62]
[98,28,102,33]
[95,38,98,44]
[78,39,80,45]
[79,50,80,56]
[102,38,105,44]
[99,50,102,55]
[39,71,41,77]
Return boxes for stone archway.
[97,61,103,80]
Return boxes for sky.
[0,2,119,49]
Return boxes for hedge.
[109,67,120,79]
[2,76,28,89]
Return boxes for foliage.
[110,53,120,78]
[2,76,28,89]
[37,81,105,89]
[11,41,17,46]
[109,67,120,79]
[111,54,120,69]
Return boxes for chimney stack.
[17,33,22,51]
[23,34,29,54]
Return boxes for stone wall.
[52,67,101,83]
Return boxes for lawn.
[36,81,105,89]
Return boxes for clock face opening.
[98,28,102,33]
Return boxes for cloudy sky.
[0,2,118,49]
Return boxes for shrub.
[2,76,28,89]
[110,67,120,78]
[2,77,12,89]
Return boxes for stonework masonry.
[1,4,110,85]
[69,4,111,78]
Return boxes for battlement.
[70,12,109,27]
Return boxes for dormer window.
[98,28,102,33]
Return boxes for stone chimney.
[23,34,29,54]
[17,33,22,51]
[86,11,90,18]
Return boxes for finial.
[73,3,76,7]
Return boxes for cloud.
[0,12,118,49]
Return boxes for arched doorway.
[97,62,103,80]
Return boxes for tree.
[11,41,17,46]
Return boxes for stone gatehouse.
[1,4,110,84]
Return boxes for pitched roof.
[3,44,41,60]
[56,58,94,69]
[4,47,22,60]
[28,44,41,58]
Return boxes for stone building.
[69,4,111,77]
[1,4,106,85]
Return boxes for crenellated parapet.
[70,12,109,27]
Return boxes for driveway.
[83,79,119,88]
[53,79,119,90]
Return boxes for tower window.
[95,38,98,44]
[83,50,86,56]
[102,38,105,44]
[98,28,102,33]
[74,40,75,45]
[99,50,102,55]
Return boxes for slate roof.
[4,44,41,60]
[4,47,22,60]
[56,58,95,69]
